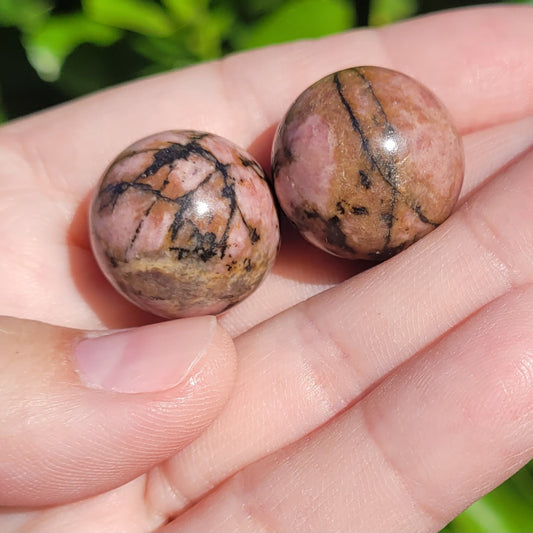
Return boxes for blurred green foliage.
[368,0,417,25]
[443,462,533,532]
[0,1,532,531]
[1,0,530,119]
[233,0,355,49]
[0,0,355,117]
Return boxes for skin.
[0,5,532,532]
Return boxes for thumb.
[0,315,236,507]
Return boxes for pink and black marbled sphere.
[272,66,464,260]
[90,130,280,318]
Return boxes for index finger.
[1,4,532,200]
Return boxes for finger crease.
[361,399,450,527]
[459,201,514,291]
[296,302,363,417]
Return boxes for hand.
[1,5,532,531]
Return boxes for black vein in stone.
[352,206,369,215]
[325,215,354,252]
[334,70,438,250]
[126,198,157,254]
[353,68,393,136]
[160,165,174,192]
[359,170,371,189]
[414,204,436,225]
[99,139,260,263]
[333,72,378,171]
[354,69,439,228]
[333,71,398,247]
[237,204,261,244]
[353,68,403,246]
[239,155,267,182]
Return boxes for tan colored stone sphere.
[272,66,464,260]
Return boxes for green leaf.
[161,0,209,25]
[83,0,174,37]
[184,7,235,60]
[445,463,533,532]
[25,14,121,81]
[233,0,355,50]
[509,460,533,506]
[237,0,287,19]
[369,0,418,26]
[57,40,149,97]
[448,490,533,532]
[0,0,51,31]
[132,35,196,70]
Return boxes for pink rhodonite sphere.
[272,66,464,260]
[90,130,280,318]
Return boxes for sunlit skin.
[0,6,532,532]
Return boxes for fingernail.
[74,316,217,393]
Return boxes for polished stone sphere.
[90,130,280,318]
[272,66,464,260]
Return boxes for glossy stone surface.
[272,66,464,260]
[90,130,280,318]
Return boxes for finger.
[165,284,533,532]
[146,144,533,517]
[1,115,531,336]
[219,115,533,337]
[1,6,532,334]
[2,6,532,200]
[459,115,533,200]
[0,315,236,507]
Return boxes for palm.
[2,6,533,532]
[0,122,356,336]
